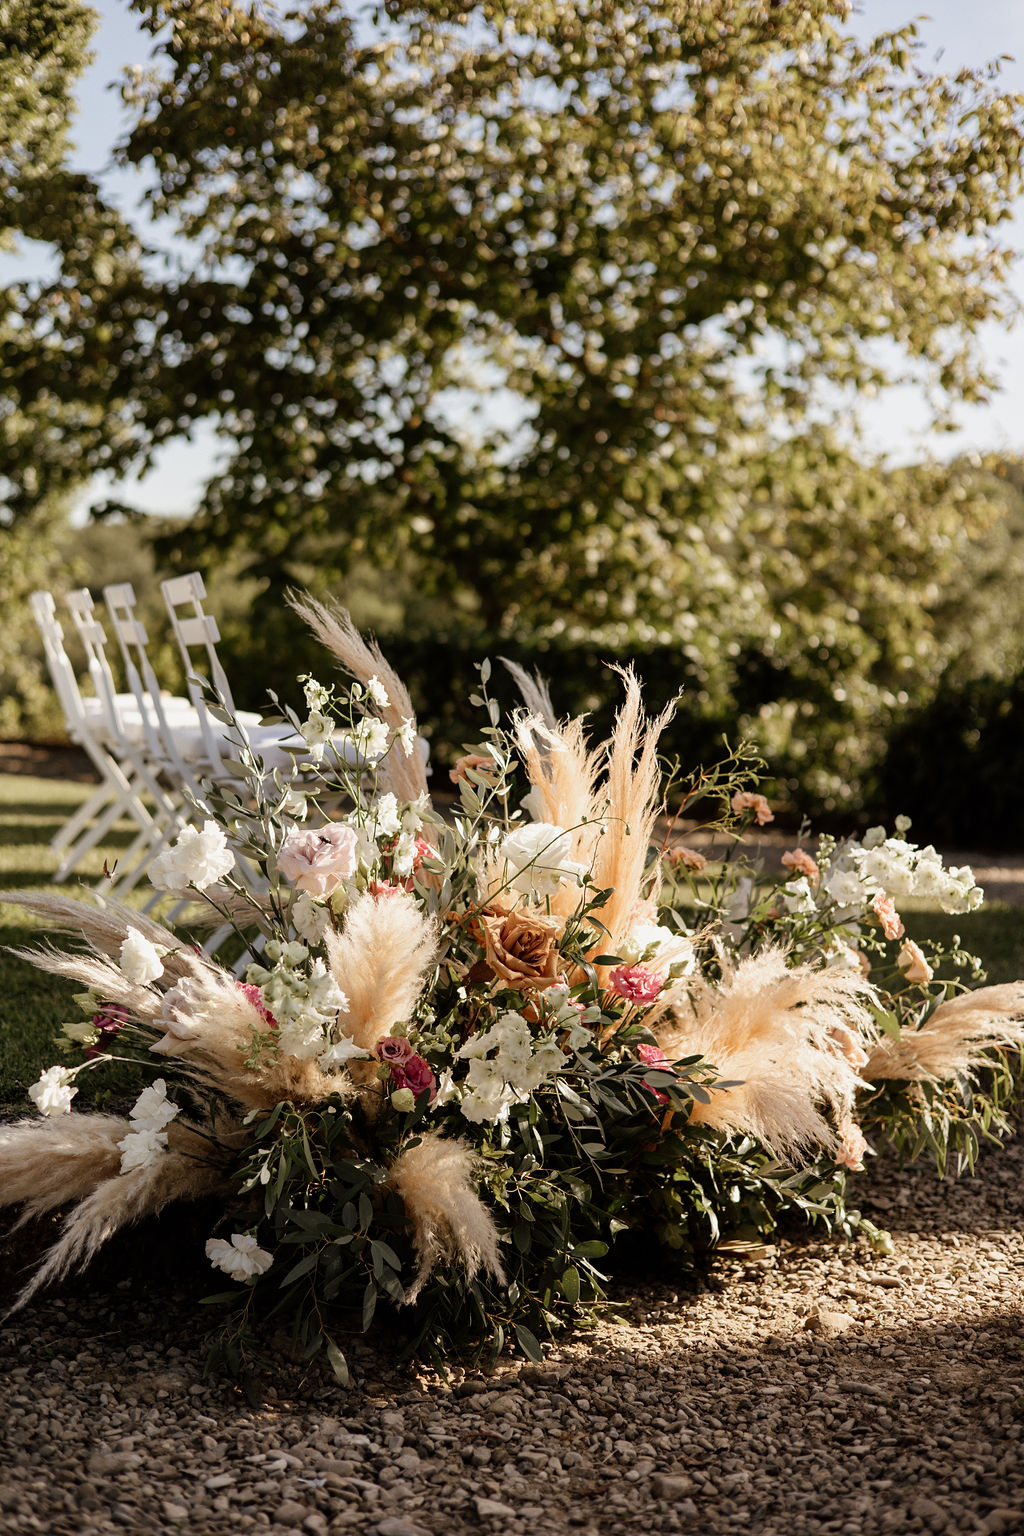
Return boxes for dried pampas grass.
[0,1113,127,1223]
[8,1122,230,1313]
[864,983,1024,1083]
[654,949,878,1160]
[288,593,428,804]
[386,1132,505,1303]
[325,891,438,1054]
[149,966,350,1109]
[587,669,676,963]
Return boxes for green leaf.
[514,1324,544,1363]
[325,1339,350,1387]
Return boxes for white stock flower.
[291,890,331,945]
[498,822,586,901]
[457,1011,565,1123]
[29,1065,77,1117]
[302,677,329,713]
[206,1234,274,1283]
[150,821,235,892]
[397,716,417,757]
[119,928,164,985]
[317,1034,370,1069]
[366,675,391,709]
[349,716,390,760]
[822,866,868,908]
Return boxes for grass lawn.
[2,770,1024,1112]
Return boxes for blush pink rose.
[609,964,665,1006]
[872,892,905,941]
[278,823,358,896]
[375,1036,416,1066]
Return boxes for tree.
[5,1,1021,611]
[3,1,1023,805]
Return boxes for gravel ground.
[2,1129,1023,1536]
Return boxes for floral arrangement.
[3,596,1023,1379]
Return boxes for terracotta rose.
[478,909,562,991]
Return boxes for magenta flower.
[636,1041,672,1104]
[85,1002,129,1059]
[237,982,277,1029]
[608,964,665,1006]
[391,1053,437,1101]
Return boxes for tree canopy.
[2,0,1023,804]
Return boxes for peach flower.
[872,893,905,941]
[478,909,563,991]
[664,846,708,873]
[731,791,774,826]
[781,848,819,881]
[897,938,934,985]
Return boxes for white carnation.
[119,927,164,984]
[28,1065,77,1117]
[150,821,235,892]
[206,1233,274,1282]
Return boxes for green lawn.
[0,772,160,1108]
[2,771,1023,1110]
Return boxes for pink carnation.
[278,822,358,896]
[636,1041,672,1104]
[237,982,277,1029]
[872,893,905,941]
[731,791,774,826]
[664,845,708,873]
[609,964,665,1006]
[835,1117,869,1172]
[781,848,819,881]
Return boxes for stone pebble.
[2,1132,1023,1535]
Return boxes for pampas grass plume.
[324,891,438,1054]
[386,1132,505,1302]
[864,983,1024,1082]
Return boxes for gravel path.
[2,1128,1023,1536]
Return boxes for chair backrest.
[103,582,195,779]
[29,591,90,736]
[161,570,244,777]
[161,571,236,712]
[64,588,129,742]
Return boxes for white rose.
[498,822,586,900]
[28,1065,77,1117]
[119,928,164,985]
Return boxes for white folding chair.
[161,571,373,780]
[29,591,159,883]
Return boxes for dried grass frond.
[0,1114,128,1222]
[502,659,557,729]
[8,944,162,1020]
[149,966,350,1109]
[325,891,438,1053]
[288,592,427,803]
[864,983,1024,1083]
[2,890,201,989]
[386,1132,505,1303]
[513,715,602,845]
[656,949,879,1160]
[9,1141,229,1314]
[587,668,675,963]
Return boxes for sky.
[15,0,1024,518]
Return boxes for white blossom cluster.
[149,821,235,892]
[245,940,350,1060]
[457,1010,565,1124]
[822,826,983,915]
[117,1079,179,1174]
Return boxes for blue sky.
[23,0,1024,516]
